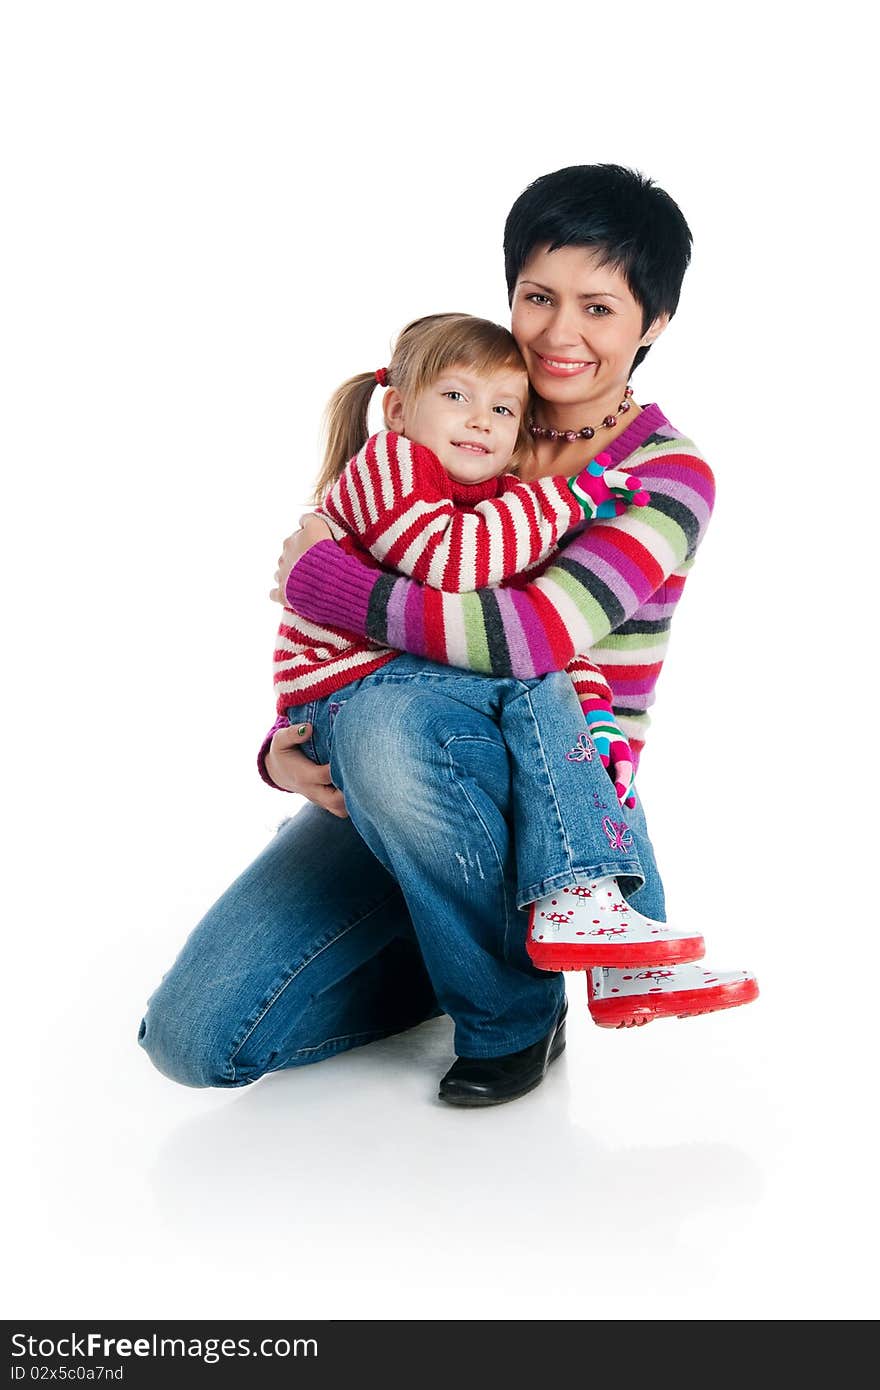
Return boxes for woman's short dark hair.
[503,164,693,373]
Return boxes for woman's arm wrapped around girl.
[284,423,715,682]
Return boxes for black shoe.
[438,998,567,1107]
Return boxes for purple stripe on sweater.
[492,588,539,677]
[613,692,655,711]
[404,580,426,655]
[508,585,560,675]
[605,403,667,464]
[384,578,410,652]
[637,466,714,528]
[609,676,656,698]
[632,599,678,621]
[563,531,644,610]
[607,677,656,699]
[286,541,374,634]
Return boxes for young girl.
[265,312,713,976]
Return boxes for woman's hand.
[270,513,335,604]
[264,721,349,818]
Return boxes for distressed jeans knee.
[137,988,242,1089]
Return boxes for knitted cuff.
[285,540,376,636]
[555,475,585,526]
[257,715,294,791]
[575,676,615,706]
[566,472,596,519]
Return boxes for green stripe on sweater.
[544,565,608,640]
[638,502,688,557]
[593,631,673,652]
[634,434,700,461]
[461,592,492,673]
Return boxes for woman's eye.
[586,304,612,316]
[526,293,552,306]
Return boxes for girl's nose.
[467,405,492,430]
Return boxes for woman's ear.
[640,312,670,347]
[383,387,406,434]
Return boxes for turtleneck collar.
[382,430,505,503]
[445,472,505,503]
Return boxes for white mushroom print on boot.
[526,875,705,970]
[586,963,759,1028]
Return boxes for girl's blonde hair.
[311,312,533,503]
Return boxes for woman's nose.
[545,302,583,347]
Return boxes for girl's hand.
[583,706,637,809]
[569,451,650,521]
[270,513,335,603]
[264,721,349,818]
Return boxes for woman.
[138,164,755,1108]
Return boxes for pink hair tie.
[374,367,388,387]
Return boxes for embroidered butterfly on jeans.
[565,733,595,762]
[602,817,634,851]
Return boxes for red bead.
[603,415,616,428]
[548,429,558,441]
[564,430,578,442]
[619,401,631,413]
[624,386,633,397]
[583,426,595,439]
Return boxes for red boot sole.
[527,937,706,970]
[588,978,759,1029]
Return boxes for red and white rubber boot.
[527,876,705,970]
[586,962,759,1029]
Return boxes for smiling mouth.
[452,442,490,454]
[536,354,596,374]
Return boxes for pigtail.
[311,372,378,504]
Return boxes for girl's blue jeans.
[138,656,665,1082]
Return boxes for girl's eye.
[493,405,514,416]
[442,391,465,402]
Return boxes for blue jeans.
[138,657,664,1082]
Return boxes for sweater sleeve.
[257,714,293,791]
[566,655,614,710]
[286,439,715,679]
[321,430,580,591]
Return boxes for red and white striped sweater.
[272,430,615,715]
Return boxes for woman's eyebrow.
[520,279,622,300]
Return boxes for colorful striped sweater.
[271,429,614,717]
[275,405,714,775]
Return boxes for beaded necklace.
[528,386,634,442]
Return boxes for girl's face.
[384,364,528,483]
[510,244,668,417]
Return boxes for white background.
[3,0,877,1322]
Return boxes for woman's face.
[510,244,668,413]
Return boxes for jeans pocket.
[324,697,349,771]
